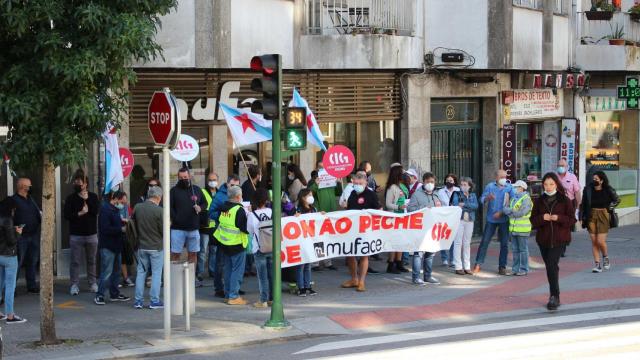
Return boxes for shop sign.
[617,76,640,109]
[507,89,563,120]
[502,124,516,182]
[541,121,559,175]
[584,96,626,113]
[560,119,577,174]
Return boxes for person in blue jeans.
[0,198,27,323]
[473,169,515,275]
[214,186,250,305]
[503,180,533,276]
[209,175,241,298]
[95,191,131,305]
[132,186,165,309]
[294,189,319,297]
[247,188,273,307]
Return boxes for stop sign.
[148,90,178,146]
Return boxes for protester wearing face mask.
[503,180,533,276]
[294,189,321,297]
[450,177,479,275]
[286,164,308,203]
[408,172,442,285]
[64,172,100,296]
[241,165,261,203]
[556,159,581,257]
[169,167,207,264]
[342,172,382,292]
[94,191,131,305]
[358,161,383,193]
[580,171,620,273]
[474,169,515,275]
[209,174,241,298]
[437,174,460,267]
[531,173,576,311]
[196,172,219,287]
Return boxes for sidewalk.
[2,225,639,359]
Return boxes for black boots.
[547,295,560,311]
[386,262,401,274]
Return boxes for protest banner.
[279,206,462,267]
[317,169,337,189]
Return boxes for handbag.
[609,209,619,228]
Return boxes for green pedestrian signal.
[285,128,306,150]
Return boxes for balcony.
[576,11,640,71]
[305,0,416,36]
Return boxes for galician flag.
[219,103,273,146]
[289,88,327,151]
[103,124,124,194]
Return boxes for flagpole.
[234,141,257,191]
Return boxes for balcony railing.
[577,11,640,45]
[305,0,416,36]
[512,0,564,14]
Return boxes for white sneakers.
[90,283,99,293]
[70,284,80,296]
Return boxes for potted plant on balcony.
[629,3,640,22]
[586,1,615,20]
[606,23,625,45]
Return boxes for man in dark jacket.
[94,191,130,305]
[208,174,240,297]
[12,178,41,293]
[64,173,100,296]
[170,168,207,263]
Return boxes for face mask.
[424,183,435,192]
[461,185,470,193]
[178,179,190,188]
[306,196,315,205]
[497,178,508,187]
[446,182,454,189]
[288,174,295,181]
[557,166,566,174]
[115,203,124,210]
[208,181,218,189]
[354,185,365,194]
[593,180,601,186]
[74,184,82,193]
[544,190,557,196]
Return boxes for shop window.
[586,112,638,208]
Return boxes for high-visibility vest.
[213,204,248,248]
[201,188,216,229]
[509,194,532,233]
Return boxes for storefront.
[583,95,638,209]
[502,89,568,197]
[128,70,403,202]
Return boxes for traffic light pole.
[265,54,289,329]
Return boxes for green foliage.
[629,4,640,14]
[606,23,625,40]
[0,0,177,169]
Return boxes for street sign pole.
[162,146,171,339]
[265,54,289,329]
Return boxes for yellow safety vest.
[213,204,248,248]
[201,188,216,229]
[509,194,532,233]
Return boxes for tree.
[0,0,176,344]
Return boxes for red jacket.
[531,194,576,249]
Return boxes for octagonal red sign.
[148,91,176,146]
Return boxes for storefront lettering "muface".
[174,81,254,121]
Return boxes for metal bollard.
[183,262,190,332]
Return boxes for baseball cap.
[513,180,528,190]
[406,168,419,179]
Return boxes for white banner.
[280,207,462,268]
[509,89,563,120]
[317,169,337,189]
[560,119,577,174]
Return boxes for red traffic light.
[250,55,278,75]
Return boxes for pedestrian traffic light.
[250,55,282,120]
[284,107,307,151]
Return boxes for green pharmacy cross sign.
[617,76,640,109]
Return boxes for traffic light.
[250,55,282,120]
[284,107,307,151]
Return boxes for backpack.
[252,211,273,253]
[449,190,463,207]
[125,213,140,251]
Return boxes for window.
[512,0,564,14]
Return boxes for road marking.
[306,322,640,359]
[56,301,84,309]
[295,308,640,354]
